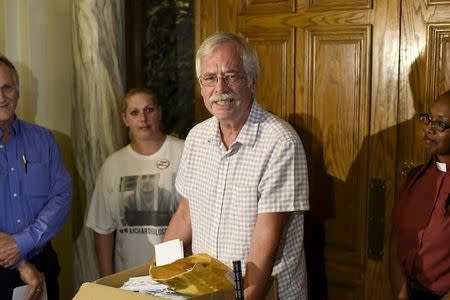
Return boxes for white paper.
[155,239,184,266]
[121,275,189,299]
[12,283,47,300]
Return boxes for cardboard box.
[73,263,234,299]
[73,263,277,300]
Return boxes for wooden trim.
[124,0,145,89]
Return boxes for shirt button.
[11,167,15,171]
[17,219,21,223]
[13,193,17,197]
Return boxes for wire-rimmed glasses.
[198,73,246,87]
[419,113,450,132]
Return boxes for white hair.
[195,32,260,86]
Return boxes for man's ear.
[250,78,257,95]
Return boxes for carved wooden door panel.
[397,1,450,192]
[194,1,396,299]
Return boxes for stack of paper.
[120,239,187,298]
[121,275,188,299]
[13,284,47,300]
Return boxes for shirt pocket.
[223,184,258,252]
[23,162,50,197]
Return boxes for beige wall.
[0,0,74,298]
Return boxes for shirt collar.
[10,117,20,136]
[206,100,263,148]
[434,156,450,172]
[235,100,263,148]
[1,116,19,137]
[436,161,447,172]
[408,156,450,188]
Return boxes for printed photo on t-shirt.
[119,173,177,227]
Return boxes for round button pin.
[156,159,170,169]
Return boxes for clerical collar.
[436,161,447,172]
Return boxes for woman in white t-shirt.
[86,88,184,276]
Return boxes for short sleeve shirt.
[86,135,184,272]
[176,101,309,299]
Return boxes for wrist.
[17,260,28,271]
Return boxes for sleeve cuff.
[13,231,35,261]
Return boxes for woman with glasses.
[389,90,450,300]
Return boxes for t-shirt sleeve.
[86,162,116,234]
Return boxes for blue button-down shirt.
[0,118,72,261]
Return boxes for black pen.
[233,260,244,300]
[22,154,28,174]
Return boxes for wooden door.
[397,1,450,189]
[195,1,399,299]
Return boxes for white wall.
[0,0,73,136]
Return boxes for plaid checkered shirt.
[175,101,309,299]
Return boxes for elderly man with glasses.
[161,32,310,300]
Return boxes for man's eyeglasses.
[419,113,450,132]
[198,73,246,87]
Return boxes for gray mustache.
[209,93,237,104]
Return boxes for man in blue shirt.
[0,55,72,300]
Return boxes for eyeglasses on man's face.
[419,113,450,132]
[198,73,246,87]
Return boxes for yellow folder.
[150,253,235,296]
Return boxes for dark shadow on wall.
[337,53,428,299]
[51,130,81,300]
[284,53,436,300]
[290,113,338,300]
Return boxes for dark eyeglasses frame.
[198,73,246,87]
[419,113,450,132]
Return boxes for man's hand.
[17,260,45,300]
[0,232,21,268]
